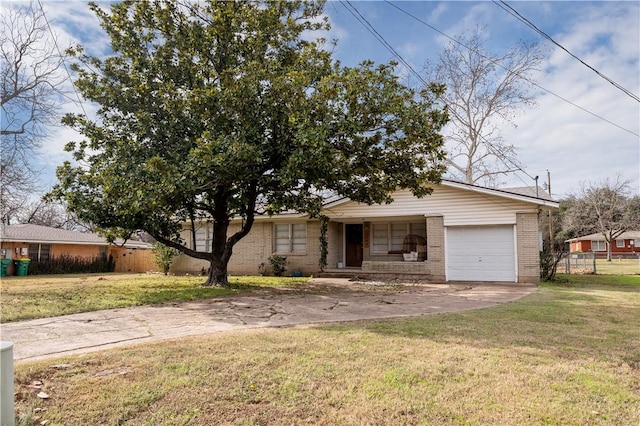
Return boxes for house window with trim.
[28,244,51,261]
[591,240,606,251]
[616,239,625,248]
[371,222,426,254]
[194,224,211,252]
[274,223,306,254]
[99,246,108,261]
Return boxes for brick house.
[567,231,640,258]
[172,180,558,284]
[0,224,155,274]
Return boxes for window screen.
[274,223,306,253]
[28,244,39,260]
[372,223,389,253]
[39,244,51,262]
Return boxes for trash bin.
[14,259,30,276]
[0,259,11,277]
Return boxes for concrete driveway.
[1,278,536,362]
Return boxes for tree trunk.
[205,260,229,287]
[606,243,612,262]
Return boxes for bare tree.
[16,199,91,231]
[424,28,544,186]
[0,2,68,224]
[563,177,640,261]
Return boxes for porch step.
[318,269,361,279]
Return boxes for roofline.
[320,179,559,210]
[322,196,351,209]
[0,238,150,249]
[566,231,640,242]
[440,180,559,208]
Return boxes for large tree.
[563,177,640,261]
[424,28,543,186]
[51,0,448,286]
[1,2,68,224]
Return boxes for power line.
[340,1,427,87]
[494,0,640,103]
[383,1,639,138]
[342,1,542,188]
[37,0,90,119]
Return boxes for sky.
[5,0,640,200]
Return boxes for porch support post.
[425,215,445,281]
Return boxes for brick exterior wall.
[172,220,323,276]
[426,215,446,281]
[362,261,430,274]
[516,212,540,283]
[0,242,155,274]
[171,211,541,283]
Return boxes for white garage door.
[447,226,516,282]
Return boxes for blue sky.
[7,0,640,199]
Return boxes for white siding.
[323,186,538,226]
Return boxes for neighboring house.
[173,180,559,284]
[0,224,155,274]
[567,231,640,258]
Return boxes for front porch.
[319,260,444,281]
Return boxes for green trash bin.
[14,259,30,276]
[0,259,11,277]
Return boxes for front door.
[345,224,363,267]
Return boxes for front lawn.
[12,275,640,425]
[562,257,640,275]
[0,273,309,323]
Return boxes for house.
[172,180,559,284]
[0,224,155,274]
[567,231,640,258]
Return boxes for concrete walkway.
[1,279,536,362]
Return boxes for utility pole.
[547,170,553,244]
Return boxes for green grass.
[12,275,640,425]
[594,258,640,275]
[563,258,640,275]
[0,273,309,323]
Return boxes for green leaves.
[51,0,448,284]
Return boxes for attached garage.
[446,225,516,282]
[176,180,557,284]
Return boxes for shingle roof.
[502,186,553,201]
[567,231,640,242]
[0,224,151,248]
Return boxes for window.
[274,223,306,253]
[390,223,406,251]
[28,244,38,260]
[591,240,606,251]
[371,222,426,253]
[194,225,211,252]
[616,239,625,248]
[99,246,108,261]
[28,244,51,261]
[372,223,390,253]
[40,244,51,262]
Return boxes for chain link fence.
[562,252,640,275]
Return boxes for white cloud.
[483,2,639,197]
[7,0,639,200]
[428,2,449,24]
